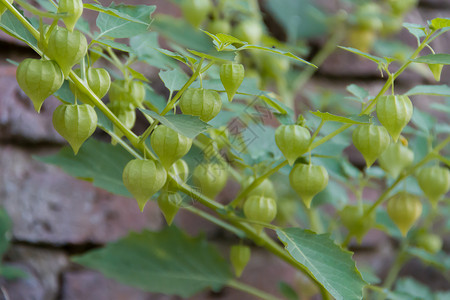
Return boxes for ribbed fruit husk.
[387,192,422,236]
[289,164,329,208]
[122,159,167,211]
[376,95,413,142]
[352,124,390,167]
[151,125,192,169]
[220,63,244,101]
[52,104,97,154]
[16,59,64,112]
[180,88,222,122]
[275,124,311,165]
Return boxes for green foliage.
[73,227,232,297]
[277,228,366,300]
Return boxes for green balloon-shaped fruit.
[416,166,450,207]
[16,58,64,112]
[180,88,222,122]
[57,0,83,31]
[122,159,167,211]
[352,124,390,167]
[387,192,422,236]
[376,95,413,142]
[151,125,192,169]
[289,163,329,208]
[378,142,414,178]
[243,195,277,234]
[109,79,146,109]
[166,159,190,192]
[275,124,311,165]
[339,205,375,243]
[157,191,183,225]
[69,68,111,105]
[193,163,228,198]
[220,63,244,102]
[46,26,87,78]
[180,0,212,28]
[52,104,97,154]
[230,245,251,277]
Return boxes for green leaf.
[130,32,179,69]
[152,15,214,52]
[0,209,12,256]
[0,10,38,48]
[338,46,388,64]
[85,3,153,25]
[405,84,450,96]
[394,277,433,300]
[0,265,28,280]
[159,69,189,94]
[265,0,327,41]
[95,4,154,39]
[277,228,366,300]
[72,227,232,297]
[187,48,235,62]
[412,54,450,65]
[403,23,426,42]
[310,111,371,124]
[35,139,133,197]
[54,81,76,104]
[429,18,450,30]
[346,84,369,101]
[94,39,133,52]
[139,109,211,139]
[239,44,316,67]
[406,247,450,271]
[278,281,299,300]
[126,66,149,82]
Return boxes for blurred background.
[0,0,449,299]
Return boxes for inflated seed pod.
[416,166,450,207]
[378,142,414,178]
[207,19,231,34]
[230,245,251,277]
[243,177,277,199]
[122,159,167,211]
[157,191,183,225]
[387,192,422,236]
[150,125,192,169]
[428,64,443,82]
[376,95,413,142]
[339,205,375,243]
[0,0,13,20]
[52,104,97,154]
[289,163,329,209]
[220,63,244,102]
[16,58,64,112]
[69,68,111,105]
[180,88,222,122]
[166,159,189,192]
[107,103,136,142]
[352,124,390,167]
[415,232,443,254]
[109,80,145,109]
[57,0,83,31]
[193,163,228,198]
[180,0,212,28]
[233,19,263,44]
[46,27,87,78]
[275,124,311,165]
[243,195,277,234]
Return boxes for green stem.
[364,136,450,217]
[0,0,39,38]
[230,160,288,208]
[227,280,280,300]
[376,243,408,300]
[183,206,245,238]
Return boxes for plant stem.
[227,280,280,300]
[229,160,288,208]
[376,243,408,300]
[183,206,246,238]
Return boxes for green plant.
[1,1,450,299]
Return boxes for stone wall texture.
[0,1,449,299]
